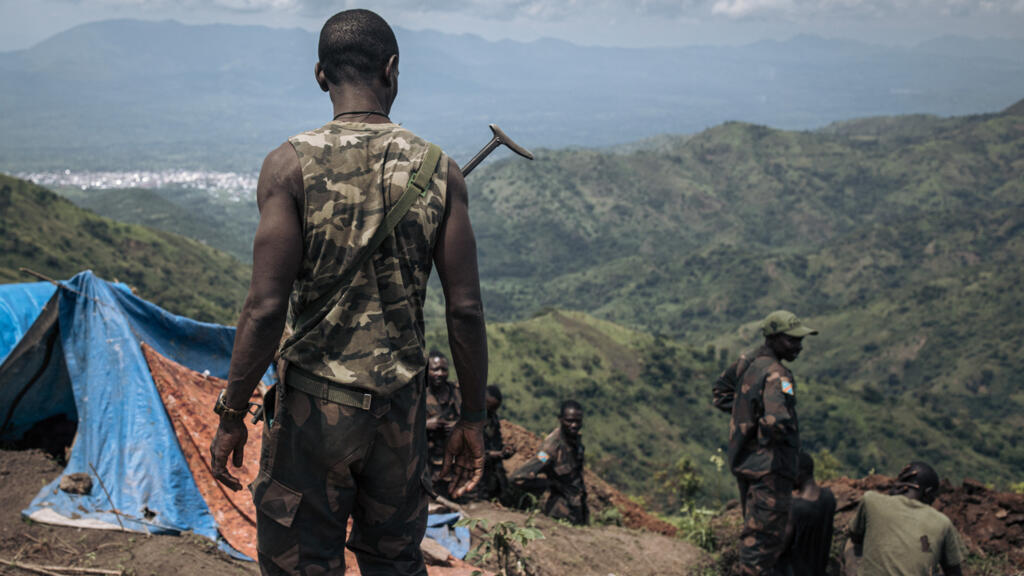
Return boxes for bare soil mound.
[499,420,678,536]
[709,474,1024,575]
[457,502,704,576]
[827,475,1024,570]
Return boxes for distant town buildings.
[18,170,257,201]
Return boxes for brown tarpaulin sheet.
[143,342,264,560]
[143,343,486,575]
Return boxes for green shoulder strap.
[279,143,443,356]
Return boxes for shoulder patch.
[781,379,794,396]
[537,450,550,463]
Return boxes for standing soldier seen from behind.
[777,450,836,576]
[208,9,488,576]
[425,350,461,496]
[713,310,817,576]
[510,400,588,525]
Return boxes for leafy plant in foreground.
[456,514,545,576]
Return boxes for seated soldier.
[425,350,461,496]
[778,450,836,576]
[846,461,964,576]
[470,385,516,502]
[510,400,588,525]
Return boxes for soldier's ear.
[315,62,329,93]
[384,55,399,88]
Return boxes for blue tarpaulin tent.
[0,281,56,364]
[0,271,258,558]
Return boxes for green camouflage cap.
[761,310,818,338]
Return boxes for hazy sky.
[2,0,1023,52]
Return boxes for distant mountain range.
[1,19,1023,171]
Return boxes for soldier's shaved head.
[318,9,398,86]
[797,450,815,486]
[560,399,583,417]
[893,460,941,504]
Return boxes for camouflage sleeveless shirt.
[281,121,448,395]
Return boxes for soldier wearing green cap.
[713,310,817,576]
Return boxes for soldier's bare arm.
[210,142,303,491]
[434,157,487,498]
[509,456,552,492]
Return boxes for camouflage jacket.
[725,345,800,481]
[281,121,448,395]
[425,381,461,468]
[712,346,762,413]
[511,427,588,525]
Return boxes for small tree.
[814,448,843,482]
[653,456,703,512]
[456,515,545,576]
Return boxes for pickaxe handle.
[460,124,534,177]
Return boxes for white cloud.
[711,0,794,17]
[40,0,1024,20]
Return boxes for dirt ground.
[0,447,708,576]
[0,448,257,576]
[458,501,705,576]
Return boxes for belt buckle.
[361,393,372,410]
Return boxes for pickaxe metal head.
[460,123,534,177]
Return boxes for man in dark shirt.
[778,451,836,576]
[425,350,461,495]
[470,385,515,502]
[510,400,588,525]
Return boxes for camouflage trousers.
[250,370,430,576]
[543,490,587,526]
[737,475,794,576]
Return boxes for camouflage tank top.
[281,121,448,395]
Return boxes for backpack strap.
[278,143,443,357]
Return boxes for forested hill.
[457,100,1023,488]
[0,174,250,323]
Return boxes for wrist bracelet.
[461,409,487,423]
[214,390,251,420]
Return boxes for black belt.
[285,366,387,412]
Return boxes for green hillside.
[449,102,1024,492]
[0,174,250,323]
[468,106,1022,336]
[441,310,736,504]
[66,186,259,263]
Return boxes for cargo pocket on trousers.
[251,471,302,528]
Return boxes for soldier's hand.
[440,419,485,499]
[502,446,516,459]
[210,417,248,491]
